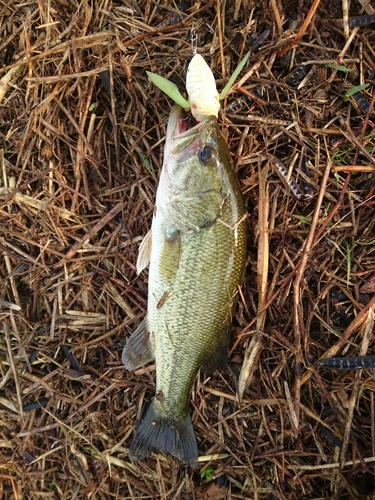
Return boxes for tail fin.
[129,400,198,468]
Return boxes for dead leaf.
[360,274,375,294]
[196,483,227,500]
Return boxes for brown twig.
[277,0,322,57]
[292,160,332,430]
[59,202,124,263]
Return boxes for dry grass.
[1,0,375,498]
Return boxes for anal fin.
[122,317,154,370]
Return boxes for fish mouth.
[166,105,216,158]
[166,105,194,142]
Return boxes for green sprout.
[200,465,214,481]
[137,151,155,174]
[219,51,250,100]
[345,239,351,287]
[145,72,190,109]
[344,83,370,100]
[330,145,354,166]
[354,237,375,245]
[327,63,352,72]
[294,214,311,229]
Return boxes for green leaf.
[146,71,190,108]
[200,466,214,481]
[137,151,154,174]
[354,237,375,246]
[345,83,370,98]
[219,51,250,100]
[345,239,351,286]
[327,63,352,72]
[293,214,311,229]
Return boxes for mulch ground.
[1,0,375,498]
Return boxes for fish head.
[159,105,225,232]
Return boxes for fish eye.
[198,144,215,165]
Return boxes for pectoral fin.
[122,317,154,370]
[137,229,152,274]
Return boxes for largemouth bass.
[122,105,246,468]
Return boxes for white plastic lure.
[146,52,250,122]
[186,54,220,121]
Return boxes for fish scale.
[150,222,243,410]
[123,105,246,467]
